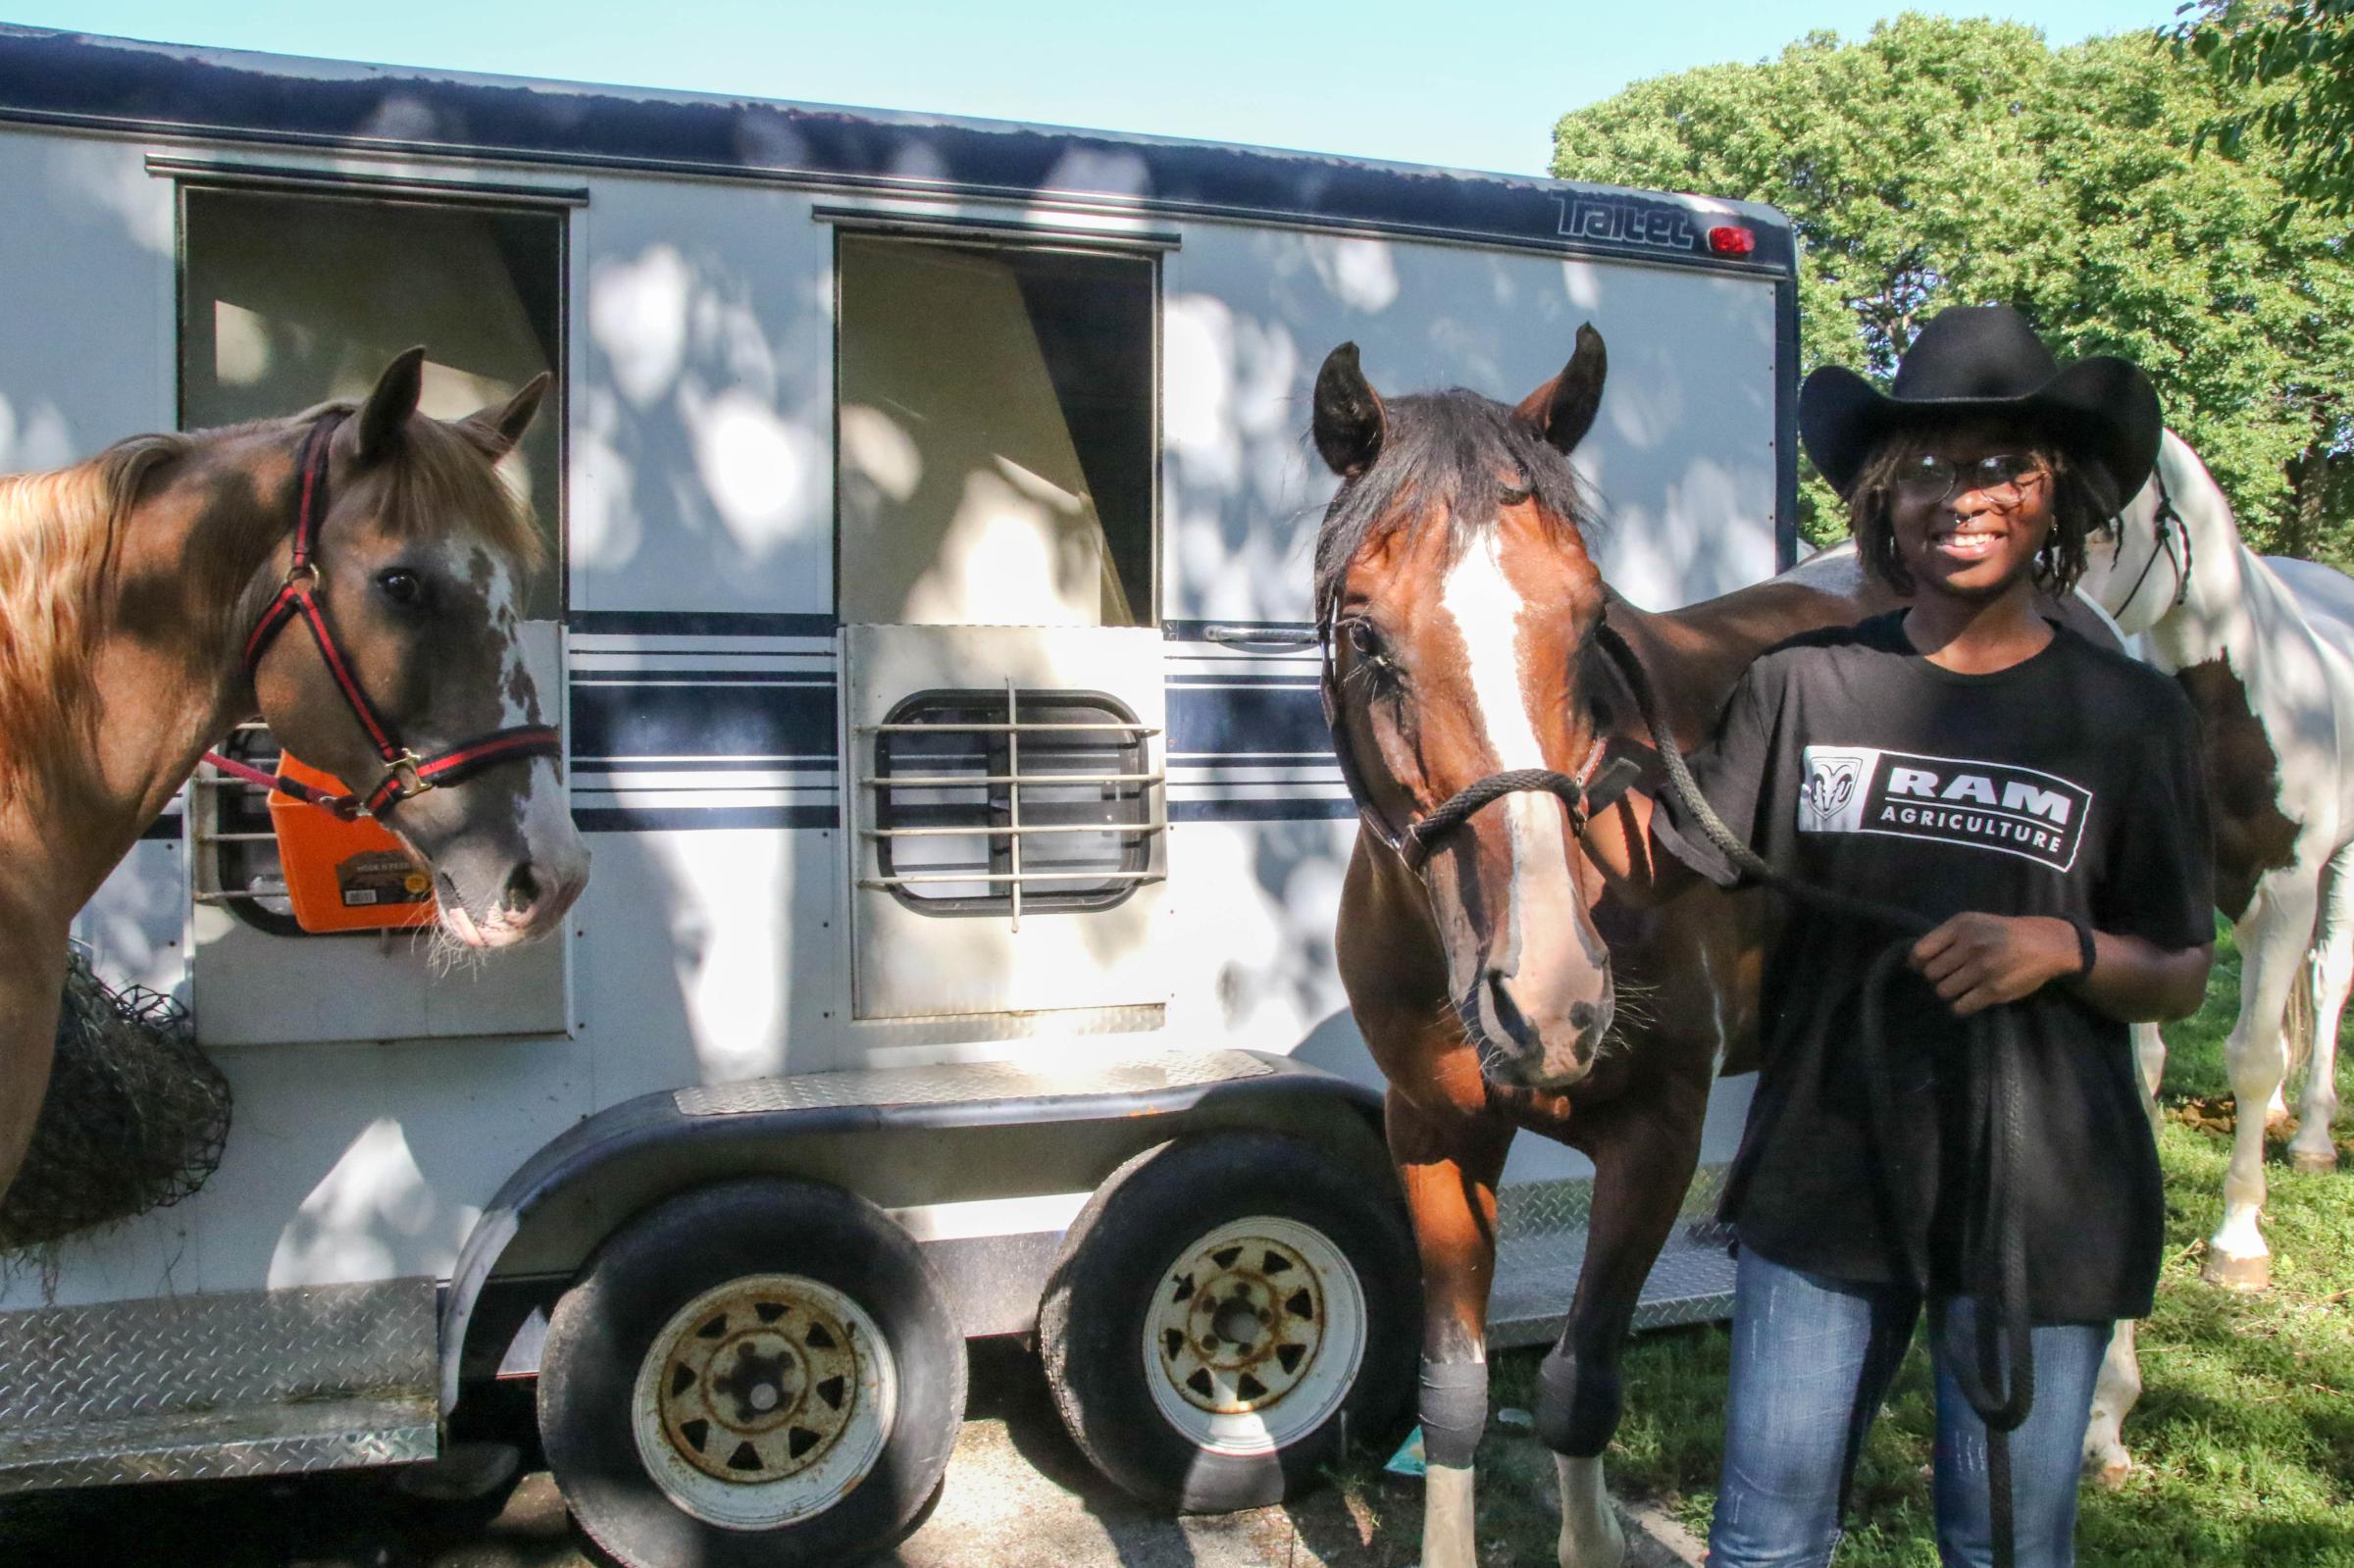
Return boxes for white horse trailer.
[0,24,1799,1558]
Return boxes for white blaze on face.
[461,547,537,731]
[1439,531,1574,966]
[458,544,582,902]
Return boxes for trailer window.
[179,186,563,618]
[836,235,1154,628]
[871,688,1153,916]
[179,186,564,936]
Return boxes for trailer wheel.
[1040,1133,1418,1512]
[537,1179,964,1568]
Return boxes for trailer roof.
[0,25,1795,276]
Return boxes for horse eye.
[1500,481,1534,508]
[375,568,427,608]
[1344,619,1406,689]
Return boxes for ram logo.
[1798,747,1876,834]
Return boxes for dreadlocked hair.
[1846,435,2119,599]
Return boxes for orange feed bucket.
[266,754,438,934]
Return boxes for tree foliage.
[2178,0,2354,215]
[1552,15,2354,560]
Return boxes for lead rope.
[1594,621,2035,1568]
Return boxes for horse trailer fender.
[437,1049,1388,1415]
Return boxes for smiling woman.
[1646,305,2217,1568]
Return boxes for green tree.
[1552,15,2354,561]
[2179,0,2354,215]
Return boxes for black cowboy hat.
[1799,304,2162,503]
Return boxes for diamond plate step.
[0,1280,438,1492]
[1488,1166,1736,1348]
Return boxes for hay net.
[0,947,231,1253]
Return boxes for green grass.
[1343,929,2354,1565]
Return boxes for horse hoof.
[2289,1146,2339,1174]
[2203,1249,2271,1291]
[2094,1456,2132,1491]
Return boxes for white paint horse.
[2073,428,2354,1476]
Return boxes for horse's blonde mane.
[0,404,544,807]
[0,433,190,799]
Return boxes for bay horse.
[1314,331,1883,1567]
[0,349,590,1210]
[2072,429,2354,1478]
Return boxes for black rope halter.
[2109,466,2192,625]
[1316,613,1641,872]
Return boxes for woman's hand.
[1910,913,2214,1022]
[1909,913,2080,1017]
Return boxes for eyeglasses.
[1892,452,2049,504]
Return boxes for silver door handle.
[1200,625,1319,647]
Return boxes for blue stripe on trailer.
[573,804,838,834]
[570,682,837,766]
[1166,683,1330,759]
[1171,798,1355,824]
[570,610,838,639]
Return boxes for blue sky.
[6,3,2180,175]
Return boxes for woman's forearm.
[2077,931,2213,1024]
[1912,914,2211,1022]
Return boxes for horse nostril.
[1567,1001,1598,1033]
[503,862,544,916]
[1482,971,1537,1049]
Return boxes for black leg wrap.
[1535,1344,1623,1458]
[1417,1357,1489,1469]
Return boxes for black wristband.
[2068,916,2098,983]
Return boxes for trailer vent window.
[179,185,564,618]
[836,235,1155,629]
[861,688,1164,923]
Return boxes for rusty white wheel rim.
[630,1274,895,1531]
[1142,1216,1365,1457]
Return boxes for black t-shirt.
[1654,612,2213,1323]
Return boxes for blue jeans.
[1709,1246,2110,1568]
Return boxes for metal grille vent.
[189,722,305,937]
[859,683,1165,927]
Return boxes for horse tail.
[2282,948,2318,1089]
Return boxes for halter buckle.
[282,560,321,595]
[382,750,433,802]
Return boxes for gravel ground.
[0,1340,1701,1568]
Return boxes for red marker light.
[1708,226,1757,258]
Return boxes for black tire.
[537,1178,966,1568]
[1039,1132,1419,1512]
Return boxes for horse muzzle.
[1462,962,1615,1091]
[437,854,588,949]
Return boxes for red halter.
[206,416,562,818]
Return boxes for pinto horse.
[1314,331,1883,1568]
[0,349,590,1209]
[2073,429,2354,1478]
[2079,430,2354,1269]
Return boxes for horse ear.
[458,372,552,459]
[1513,323,1609,455]
[1313,342,1386,479]
[355,346,428,464]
